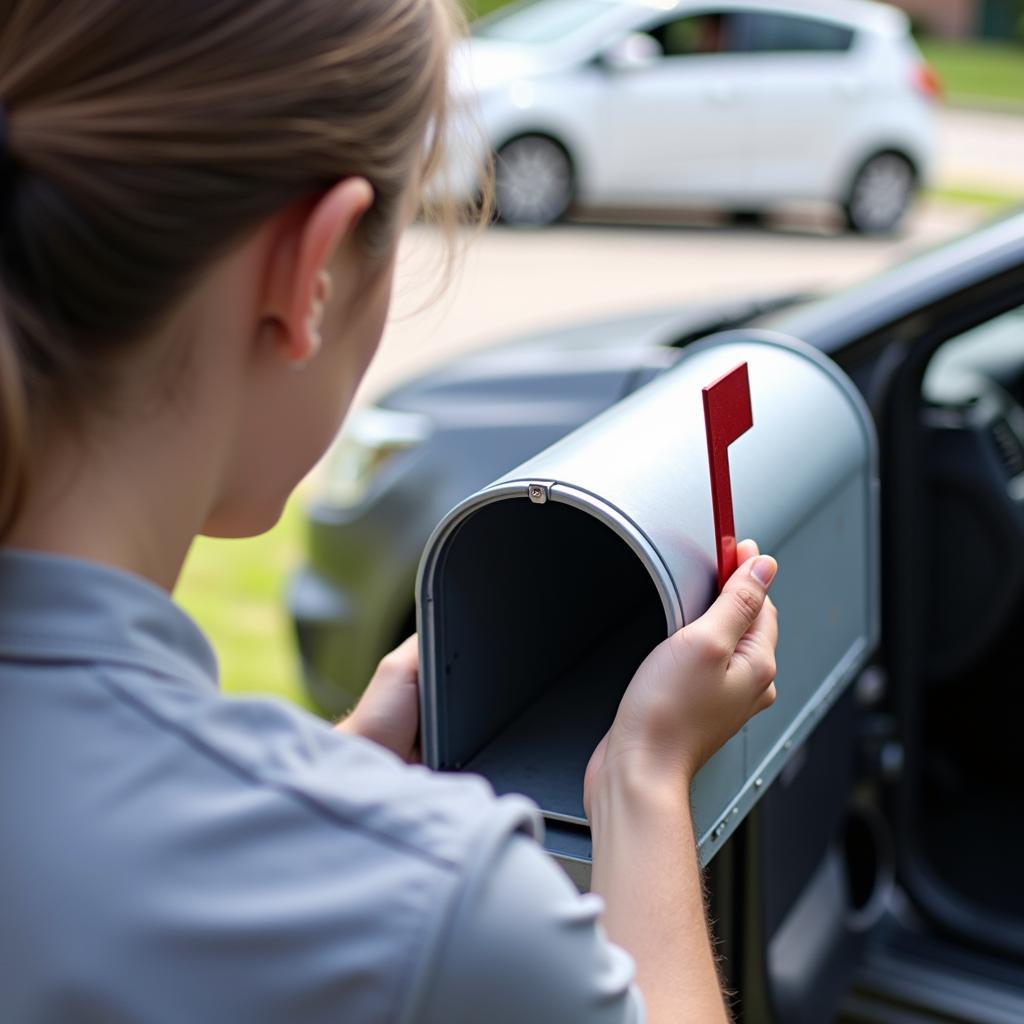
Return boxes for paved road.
[357,199,990,404]
[937,108,1024,194]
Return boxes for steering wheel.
[920,370,1024,680]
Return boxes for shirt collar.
[0,548,218,692]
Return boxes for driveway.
[358,199,989,404]
[937,108,1024,194]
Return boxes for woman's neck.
[8,415,218,592]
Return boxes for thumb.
[698,554,778,650]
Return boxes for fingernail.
[751,555,777,589]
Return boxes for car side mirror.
[599,32,662,71]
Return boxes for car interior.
[913,304,1024,944]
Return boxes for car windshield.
[472,0,619,44]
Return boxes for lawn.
[465,0,510,17]
[174,499,317,712]
[919,40,1024,109]
[928,184,1023,210]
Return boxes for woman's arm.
[590,782,722,1021]
[586,541,779,1024]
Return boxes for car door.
[600,10,756,203]
[717,224,1024,1023]
[731,10,867,201]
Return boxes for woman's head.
[0,0,463,547]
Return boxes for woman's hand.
[585,540,778,815]
[335,635,420,763]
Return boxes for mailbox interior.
[428,495,668,823]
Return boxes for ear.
[262,177,375,366]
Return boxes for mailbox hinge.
[527,482,550,505]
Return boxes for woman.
[0,0,778,1020]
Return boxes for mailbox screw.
[731,807,739,816]
[755,777,764,789]
[713,824,726,840]
[528,483,549,504]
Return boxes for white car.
[445,0,940,232]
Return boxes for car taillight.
[912,63,944,102]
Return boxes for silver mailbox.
[417,331,878,885]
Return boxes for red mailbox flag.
[703,362,753,592]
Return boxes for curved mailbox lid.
[418,330,879,870]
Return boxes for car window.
[648,13,741,57]
[737,12,855,53]
[473,0,618,44]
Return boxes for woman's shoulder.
[4,665,549,1024]
[105,668,543,873]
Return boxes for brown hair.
[0,0,466,537]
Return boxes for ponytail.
[0,302,27,539]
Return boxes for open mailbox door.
[417,331,879,887]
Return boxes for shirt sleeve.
[414,832,645,1024]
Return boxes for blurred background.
[174,0,1024,714]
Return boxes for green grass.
[464,0,511,17]
[920,40,1024,109]
[174,499,316,711]
[928,184,1023,210]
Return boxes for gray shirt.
[0,549,643,1023]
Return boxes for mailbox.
[417,331,878,886]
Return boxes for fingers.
[692,552,778,654]
[735,538,760,564]
[728,593,779,720]
[755,681,778,713]
[378,634,419,678]
[731,597,778,684]
[744,596,779,658]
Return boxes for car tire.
[494,135,575,227]
[729,209,765,228]
[844,152,916,236]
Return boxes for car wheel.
[729,209,764,227]
[494,135,575,227]
[844,152,916,235]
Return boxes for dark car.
[290,209,1024,1022]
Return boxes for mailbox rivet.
[755,777,764,789]
[784,740,792,751]
[731,807,739,816]
[527,483,549,504]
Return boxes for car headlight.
[319,406,432,510]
